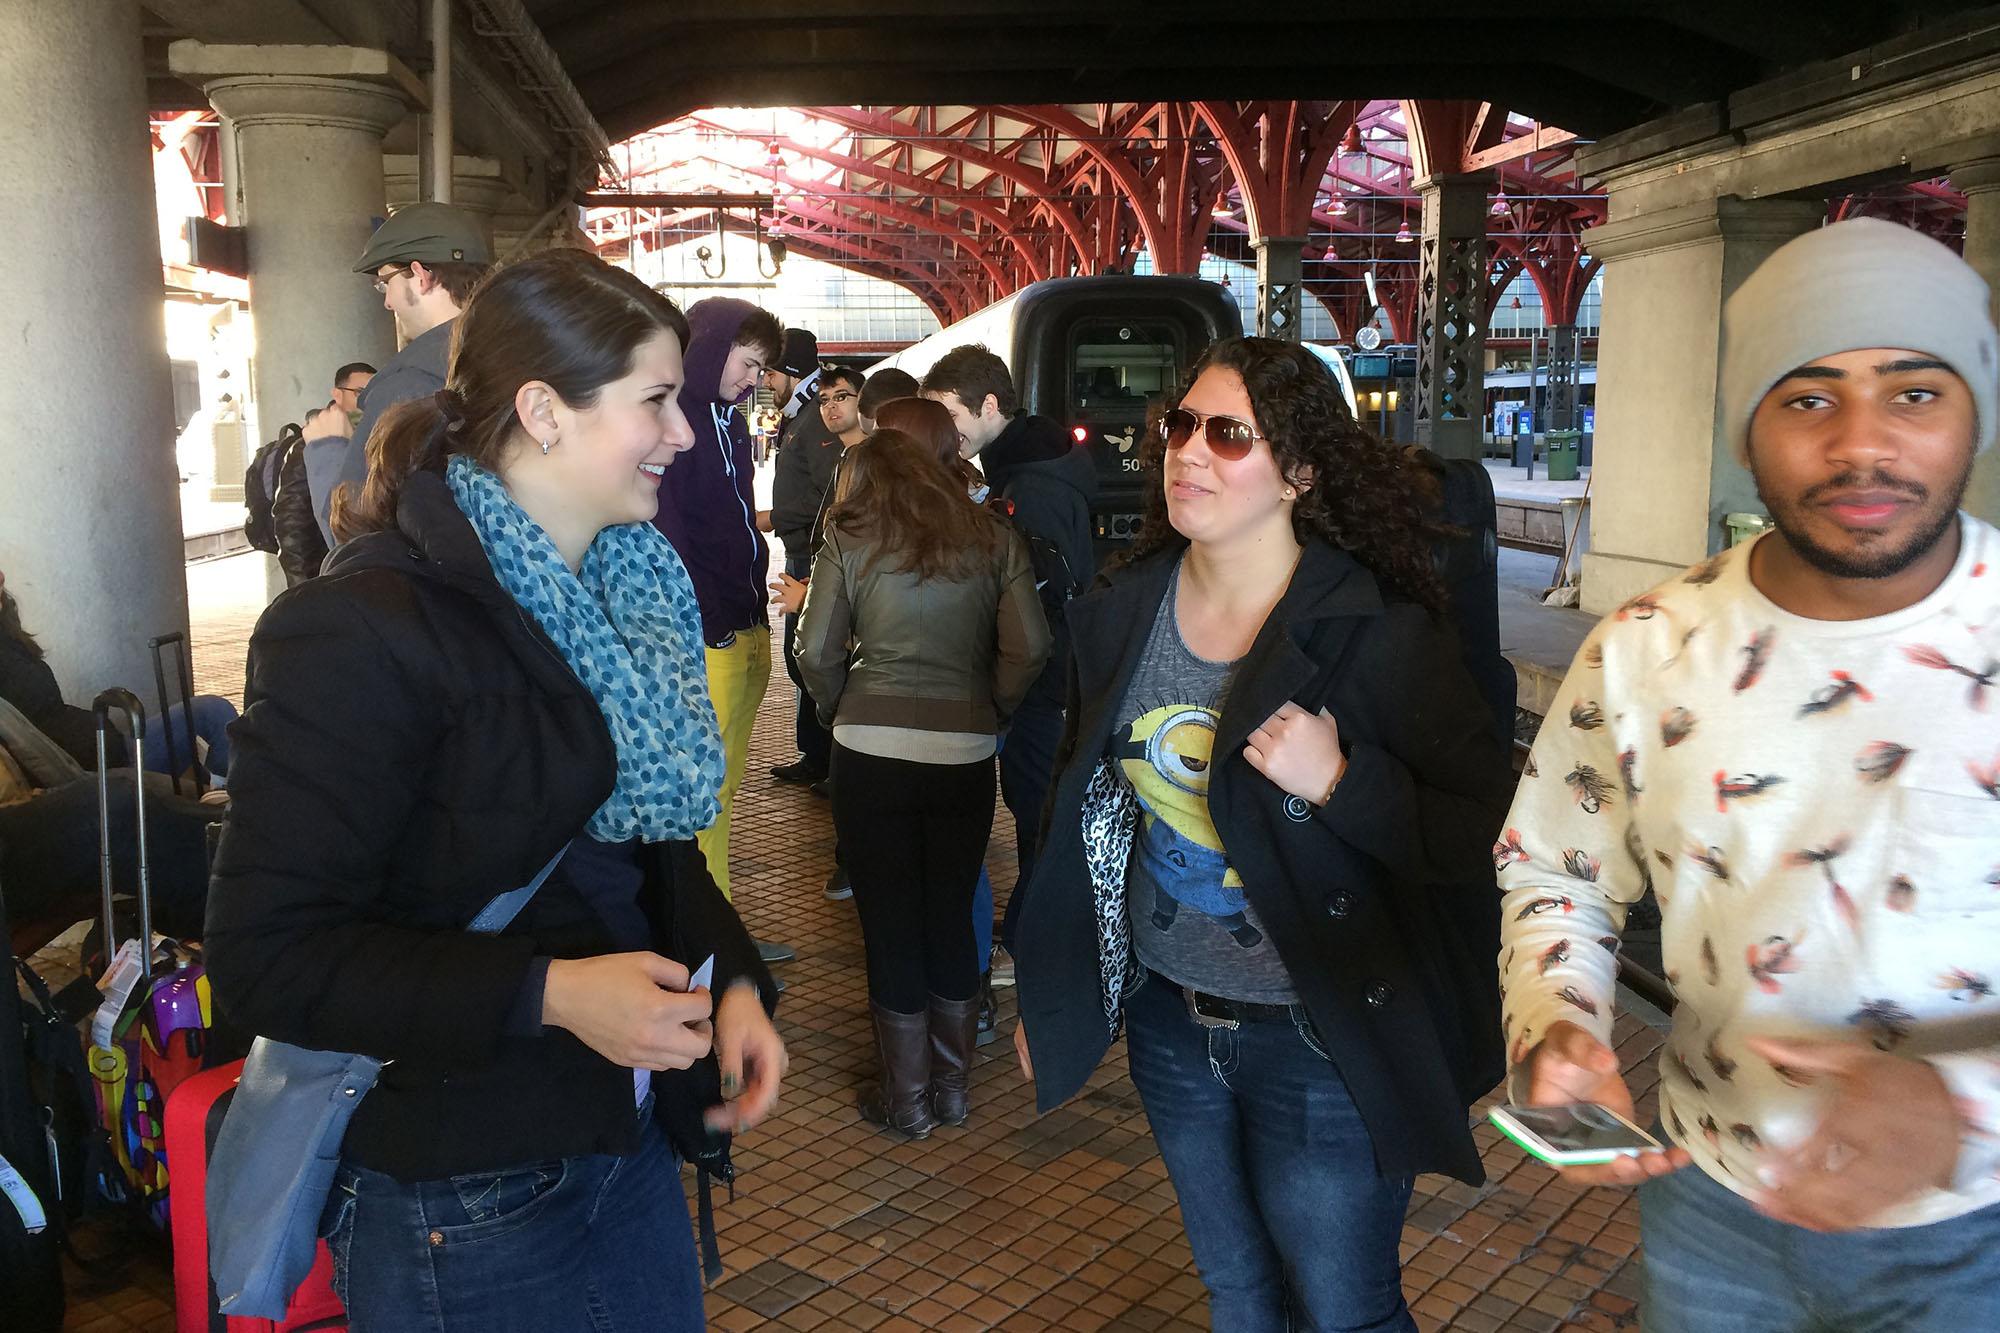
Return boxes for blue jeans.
[973,866,994,965]
[140,694,236,779]
[997,698,1063,954]
[1124,973,1417,1332]
[1640,1157,2000,1332]
[324,1105,702,1332]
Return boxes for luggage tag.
[0,1151,49,1234]
[90,938,148,1049]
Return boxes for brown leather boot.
[860,1003,936,1139]
[927,992,979,1126]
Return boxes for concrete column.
[1251,235,1305,340]
[1578,196,1824,615]
[1413,174,1492,460]
[1950,158,2000,527]
[0,0,188,700]
[170,43,420,438]
[385,153,515,236]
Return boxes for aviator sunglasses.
[1157,407,1267,461]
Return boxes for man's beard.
[1757,457,1971,580]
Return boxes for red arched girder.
[741,125,1053,283]
[999,102,1229,274]
[1194,101,1359,241]
[593,200,972,324]
[610,102,1610,327]
[807,106,1096,274]
[692,151,1015,295]
[775,214,973,321]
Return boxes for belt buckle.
[1183,987,1240,1031]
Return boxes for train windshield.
[1069,320,1183,414]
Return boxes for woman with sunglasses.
[795,426,1050,1137]
[1012,337,1512,1331]
[206,249,785,1331]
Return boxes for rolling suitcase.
[86,689,223,1230]
[167,1064,346,1333]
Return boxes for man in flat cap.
[312,202,494,541]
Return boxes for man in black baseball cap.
[314,202,494,540]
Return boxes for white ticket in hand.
[688,954,715,992]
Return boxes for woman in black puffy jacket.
[207,249,785,1332]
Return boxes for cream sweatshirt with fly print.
[1499,514,2000,1226]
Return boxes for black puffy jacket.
[269,435,329,587]
[206,469,771,1181]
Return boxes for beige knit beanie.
[1720,218,1998,465]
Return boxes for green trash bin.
[1544,429,1581,481]
[1724,512,1773,547]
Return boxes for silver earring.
[541,435,556,455]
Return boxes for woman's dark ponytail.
[327,394,455,543]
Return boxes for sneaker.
[770,759,825,786]
[808,779,831,799]
[755,939,796,964]
[823,869,853,901]
[988,946,1016,987]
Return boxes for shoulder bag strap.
[467,845,569,935]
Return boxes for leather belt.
[1151,969,1296,1030]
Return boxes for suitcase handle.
[92,689,152,988]
[147,632,206,798]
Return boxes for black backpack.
[1409,449,1515,749]
[1,871,89,1331]
[987,495,1080,629]
[241,424,301,555]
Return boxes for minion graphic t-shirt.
[1112,560,1298,1004]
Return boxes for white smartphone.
[1489,1102,1664,1166]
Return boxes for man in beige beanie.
[1498,217,2000,1331]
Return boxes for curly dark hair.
[1122,337,1448,615]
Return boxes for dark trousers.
[0,771,220,937]
[996,697,1063,954]
[831,742,994,1011]
[780,556,831,774]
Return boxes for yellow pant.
[696,626,771,900]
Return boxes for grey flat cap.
[353,202,493,273]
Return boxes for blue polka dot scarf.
[447,455,725,842]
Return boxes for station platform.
[36,551,1652,1333]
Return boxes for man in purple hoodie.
[652,299,792,963]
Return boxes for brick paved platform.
[57,552,1661,1332]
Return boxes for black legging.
[0,771,219,938]
[830,743,994,1011]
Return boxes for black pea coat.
[205,469,771,1181]
[1015,539,1513,1184]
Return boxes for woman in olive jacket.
[206,250,785,1332]
[795,426,1050,1139]
[1013,338,1512,1333]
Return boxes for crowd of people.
[11,199,1996,1331]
